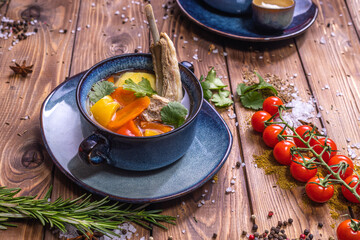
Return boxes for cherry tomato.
[309,137,337,163]
[290,156,317,182]
[273,140,296,165]
[342,175,360,203]
[294,125,314,148]
[337,219,360,240]
[305,176,334,203]
[251,111,272,133]
[263,96,283,116]
[262,125,285,148]
[328,155,354,180]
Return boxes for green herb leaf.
[240,91,264,110]
[255,72,278,95]
[205,68,227,90]
[200,68,232,108]
[236,83,257,96]
[237,72,278,110]
[201,81,213,100]
[123,78,156,97]
[161,102,188,128]
[211,89,233,107]
[88,81,116,103]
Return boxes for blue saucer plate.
[40,73,233,203]
[177,0,318,42]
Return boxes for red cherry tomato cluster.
[250,96,359,204]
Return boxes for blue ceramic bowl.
[252,0,295,31]
[203,0,252,14]
[76,54,203,171]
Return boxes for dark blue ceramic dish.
[177,0,318,41]
[40,73,232,203]
[76,54,203,171]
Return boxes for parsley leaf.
[88,81,116,103]
[240,91,264,110]
[205,67,227,90]
[255,72,278,95]
[200,78,213,100]
[160,102,188,128]
[200,68,233,108]
[211,89,233,107]
[123,78,156,97]
[236,72,278,110]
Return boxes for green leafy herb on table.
[236,72,278,110]
[88,81,116,103]
[200,68,233,108]
[161,102,188,128]
[0,186,176,236]
[211,89,233,108]
[123,78,156,97]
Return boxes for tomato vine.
[265,105,360,202]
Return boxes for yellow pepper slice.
[144,129,163,136]
[90,95,120,127]
[114,72,156,89]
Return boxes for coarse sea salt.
[281,95,316,128]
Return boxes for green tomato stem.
[273,106,360,202]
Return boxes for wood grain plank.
[297,0,360,219]
[151,2,252,239]
[225,37,339,238]
[346,0,360,38]
[0,0,80,239]
[48,0,151,239]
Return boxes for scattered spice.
[254,150,299,189]
[208,44,215,54]
[254,150,360,220]
[67,231,103,240]
[211,233,217,239]
[9,60,33,77]
[268,211,274,218]
[241,70,297,104]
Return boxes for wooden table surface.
[1,0,360,239]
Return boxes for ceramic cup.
[203,0,252,14]
[76,54,203,171]
[252,0,295,31]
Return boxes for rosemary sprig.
[266,106,360,202]
[0,186,176,236]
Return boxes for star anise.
[67,231,103,240]
[9,60,33,77]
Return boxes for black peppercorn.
[252,224,259,231]
[309,233,313,239]
[288,218,293,224]
[277,221,283,227]
[254,232,259,237]
[304,229,310,236]
[318,222,323,228]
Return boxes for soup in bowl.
[76,53,203,171]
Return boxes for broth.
[86,70,191,137]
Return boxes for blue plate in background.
[40,73,232,203]
[177,0,318,41]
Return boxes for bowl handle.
[78,132,111,165]
[181,61,194,73]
